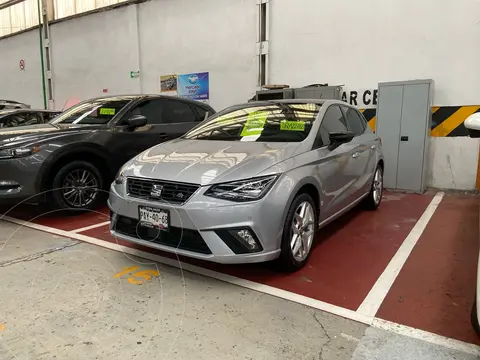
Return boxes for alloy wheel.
[373,168,383,205]
[62,169,99,208]
[290,201,315,262]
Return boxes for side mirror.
[464,113,480,138]
[125,115,147,129]
[329,131,355,145]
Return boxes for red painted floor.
[376,194,480,345]
[2,192,479,345]
[79,192,432,311]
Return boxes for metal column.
[38,0,55,109]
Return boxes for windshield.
[50,98,132,125]
[183,102,321,142]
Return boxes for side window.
[4,112,40,127]
[45,112,59,122]
[316,105,348,147]
[162,100,196,123]
[342,106,366,136]
[129,99,164,124]
[192,106,208,122]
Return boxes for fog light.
[114,172,125,185]
[233,229,260,251]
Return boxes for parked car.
[0,94,215,210]
[0,109,60,128]
[109,99,384,270]
[463,112,480,335]
[0,100,30,110]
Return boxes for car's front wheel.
[277,193,317,271]
[51,161,104,211]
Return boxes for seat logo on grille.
[150,184,163,198]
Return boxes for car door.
[341,106,377,198]
[108,98,203,166]
[313,105,360,221]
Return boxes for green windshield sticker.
[240,111,268,137]
[280,120,305,131]
[99,108,115,115]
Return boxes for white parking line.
[3,201,480,356]
[357,192,444,317]
[71,221,111,233]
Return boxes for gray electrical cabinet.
[375,79,434,194]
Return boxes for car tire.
[276,193,318,272]
[51,161,105,211]
[362,164,383,210]
[472,301,480,336]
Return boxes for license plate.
[138,206,169,231]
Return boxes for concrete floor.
[0,221,477,360]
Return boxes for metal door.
[375,85,404,189]
[396,84,430,191]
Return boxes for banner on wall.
[177,72,209,102]
[160,74,178,93]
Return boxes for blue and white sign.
[177,72,209,101]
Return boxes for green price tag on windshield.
[100,108,115,115]
[240,111,268,137]
[280,120,305,131]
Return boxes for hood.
[124,139,304,185]
[0,123,106,149]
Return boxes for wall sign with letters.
[341,89,378,108]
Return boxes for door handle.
[352,152,360,158]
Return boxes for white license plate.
[138,206,169,231]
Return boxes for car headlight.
[0,146,39,160]
[205,175,278,202]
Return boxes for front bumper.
[108,181,285,264]
[0,156,43,204]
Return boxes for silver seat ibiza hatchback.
[109,100,384,271]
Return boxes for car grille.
[113,215,211,255]
[127,178,199,204]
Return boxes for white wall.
[50,5,142,108]
[269,0,480,107]
[137,0,257,111]
[428,138,479,191]
[0,30,44,108]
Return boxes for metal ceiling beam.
[0,0,26,11]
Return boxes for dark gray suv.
[0,94,215,210]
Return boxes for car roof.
[79,94,215,111]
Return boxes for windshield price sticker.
[280,120,305,131]
[99,108,116,115]
[240,111,268,137]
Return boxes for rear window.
[183,102,321,142]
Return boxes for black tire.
[50,161,105,211]
[276,193,318,272]
[472,301,480,336]
[362,164,383,210]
